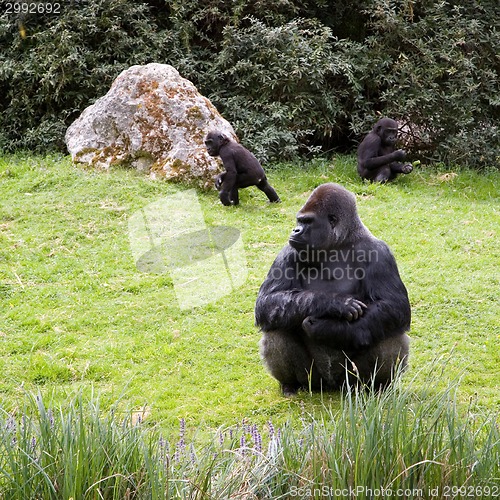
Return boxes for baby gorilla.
[204,131,281,206]
[357,117,413,182]
[255,183,411,395]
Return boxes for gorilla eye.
[297,215,314,224]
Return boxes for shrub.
[205,17,360,161]
[0,0,498,168]
[349,0,499,168]
[0,0,166,151]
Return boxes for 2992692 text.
[4,2,61,15]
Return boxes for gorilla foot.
[281,383,300,397]
[268,196,281,203]
[372,174,391,183]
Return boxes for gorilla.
[204,131,281,206]
[255,183,411,395]
[357,117,413,182]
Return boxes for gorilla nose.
[292,226,303,235]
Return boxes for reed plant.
[1,362,498,499]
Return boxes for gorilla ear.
[219,133,230,144]
[327,214,338,227]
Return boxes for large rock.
[65,63,236,187]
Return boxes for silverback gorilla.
[204,131,281,206]
[255,183,411,395]
[357,117,413,182]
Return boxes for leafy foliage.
[351,0,500,168]
[0,0,166,151]
[206,18,359,161]
[0,0,498,167]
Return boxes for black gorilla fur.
[357,117,413,182]
[255,183,411,395]
[204,131,280,206]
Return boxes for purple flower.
[251,425,262,454]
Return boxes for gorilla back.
[255,183,411,395]
[204,131,280,206]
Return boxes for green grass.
[0,153,499,435]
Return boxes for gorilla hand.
[401,163,413,174]
[302,316,323,337]
[302,316,321,336]
[303,298,366,334]
[219,190,232,206]
[394,149,406,161]
[215,172,225,190]
[322,296,367,321]
[340,297,367,321]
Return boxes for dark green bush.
[349,0,499,168]
[0,0,167,151]
[205,18,361,161]
[0,0,498,167]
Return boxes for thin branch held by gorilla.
[357,117,413,182]
[204,131,281,206]
[255,183,411,396]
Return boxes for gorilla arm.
[218,147,238,206]
[255,247,366,332]
[302,241,411,350]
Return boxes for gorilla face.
[204,131,227,157]
[375,118,399,147]
[289,184,360,251]
[289,212,332,251]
